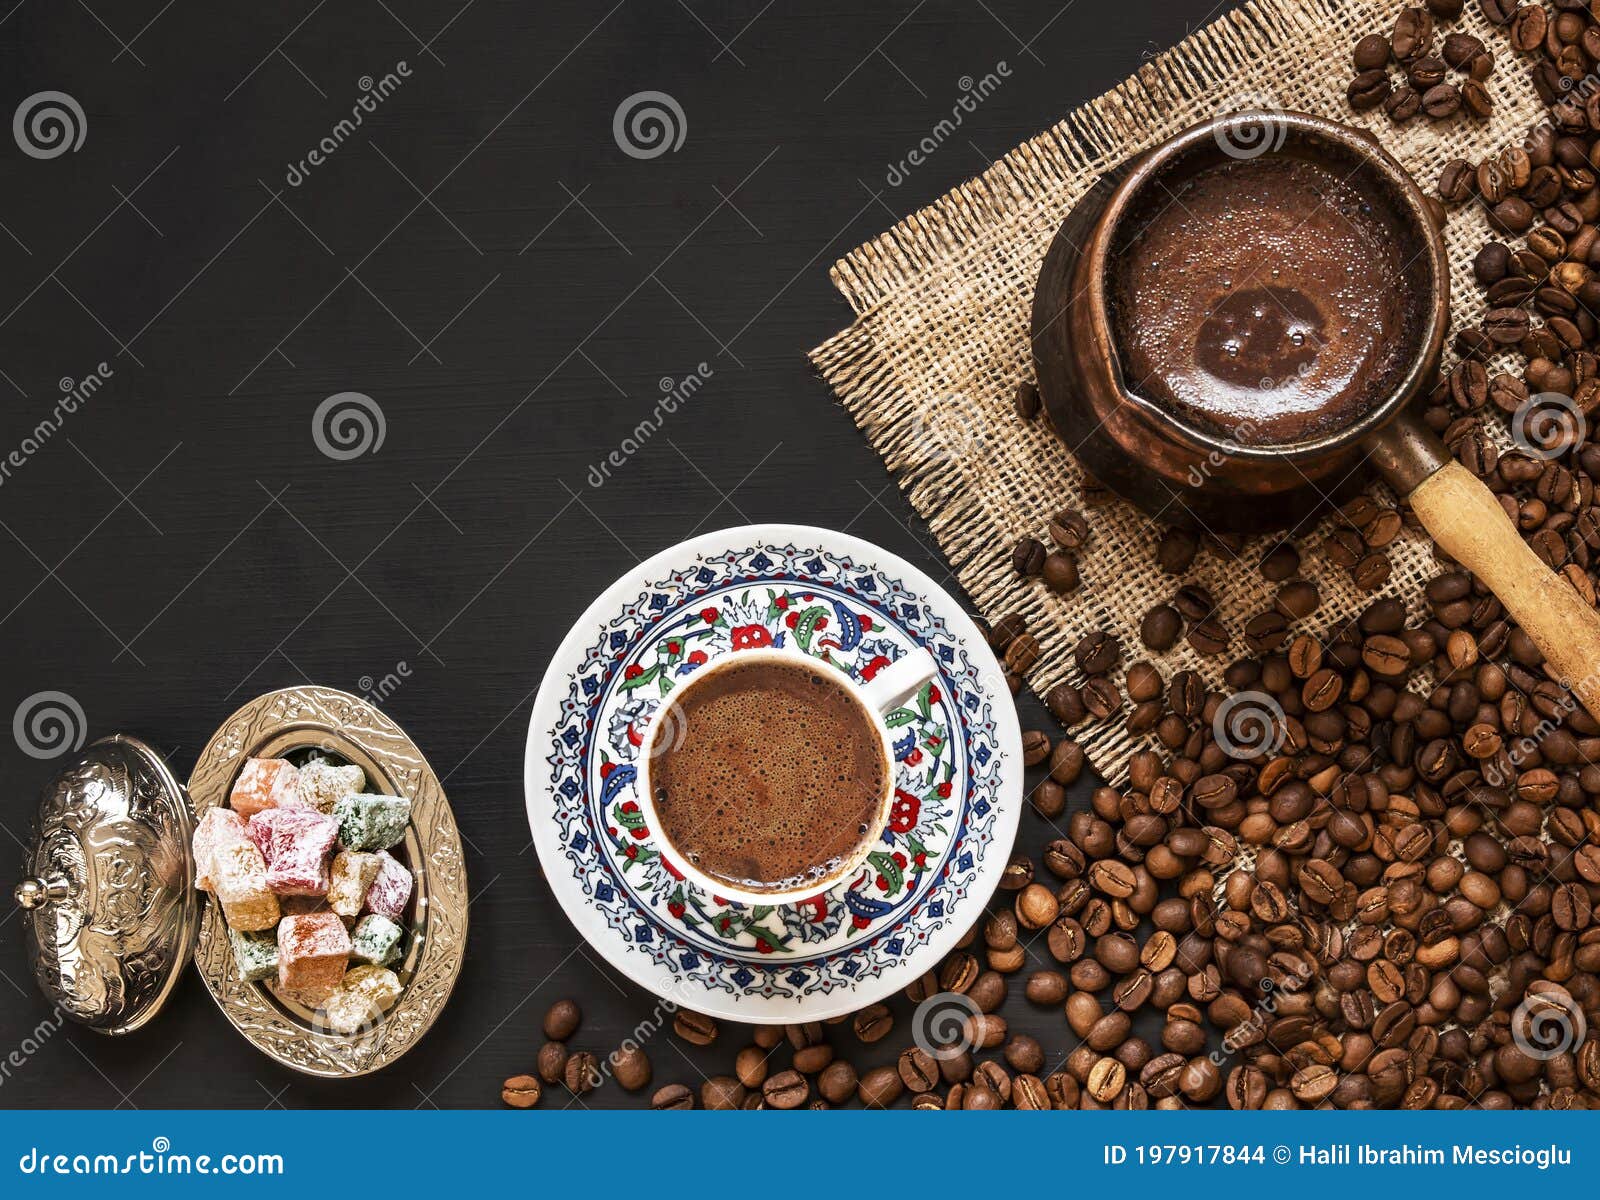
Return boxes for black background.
[0,0,1230,1108]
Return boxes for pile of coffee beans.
[502,1000,654,1107]
[504,4,1599,1113]
[1346,4,1497,125]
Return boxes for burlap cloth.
[810,0,1544,783]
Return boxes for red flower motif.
[815,616,828,630]
[892,851,907,868]
[730,625,773,650]
[668,900,686,918]
[914,852,928,868]
[700,607,719,623]
[755,938,774,954]
[889,789,921,833]
[784,611,799,628]
[928,685,941,704]
[852,914,871,930]
[665,639,682,655]
[859,614,873,631]
[625,844,638,859]
[905,748,923,766]
[600,761,616,780]
[775,596,790,610]
[861,655,892,681]
[624,664,644,680]
[800,896,827,923]
[718,915,732,931]
[874,874,888,892]
[687,650,708,665]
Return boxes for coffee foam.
[651,659,888,893]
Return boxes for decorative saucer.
[524,525,1023,1022]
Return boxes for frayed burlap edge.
[811,0,1546,783]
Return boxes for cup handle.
[857,649,940,714]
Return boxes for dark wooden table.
[0,0,1230,1108]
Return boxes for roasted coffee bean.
[700,1075,745,1110]
[1022,729,1052,766]
[1013,536,1047,576]
[852,1002,893,1043]
[764,1069,809,1108]
[1048,507,1091,550]
[501,1074,542,1108]
[543,999,582,1040]
[1421,83,1460,119]
[1156,527,1199,574]
[651,1082,694,1110]
[1075,629,1121,674]
[565,1051,600,1095]
[858,1065,904,1108]
[610,1045,651,1091]
[1141,603,1183,652]
[818,1060,858,1104]
[1438,158,1474,203]
[1353,32,1391,71]
[674,1009,718,1046]
[537,1041,568,1085]
[1042,551,1080,593]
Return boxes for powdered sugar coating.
[364,849,413,921]
[249,807,340,896]
[230,757,302,818]
[277,911,351,1002]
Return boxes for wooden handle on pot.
[1409,460,1600,721]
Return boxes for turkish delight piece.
[349,914,403,966]
[228,927,279,983]
[249,806,340,896]
[192,807,248,891]
[230,757,301,818]
[297,757,366,814]
[212,840,280,931]
[322,965,402,1035]
[277,911,350,1002]
[333,793,411,851]
[327,849,381,917]
[364,850,413,920]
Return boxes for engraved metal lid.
[13,735,197,1035]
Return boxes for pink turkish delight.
[277,911,350,1002]
[364,850,413,920]
[230,757,301,818]
[248,806,339,896]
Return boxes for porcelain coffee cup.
[633,645,939,906]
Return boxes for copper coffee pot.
[1032,110,1600,721]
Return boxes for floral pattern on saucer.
[537,539,1014,1005]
